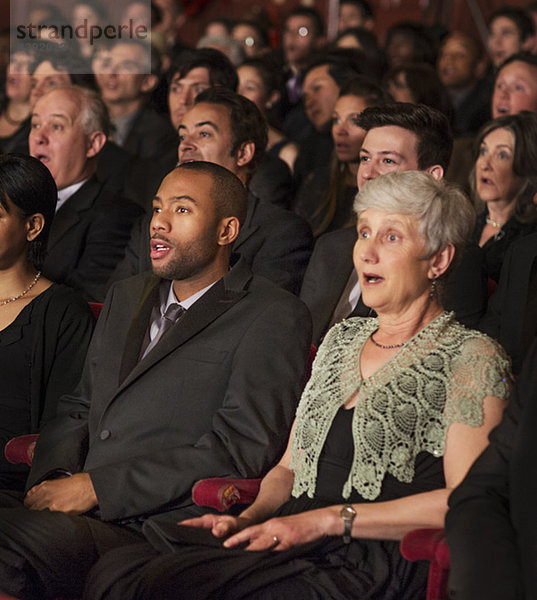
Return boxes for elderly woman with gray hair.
[85,171,512,600]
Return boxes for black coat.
[43,176,143,301]
[28,261,312,526]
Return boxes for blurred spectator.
[384,22,437,68]
[203,18,234,39]
[526,1,537,52]
[384,63,453,125]
[232,20,270,58]
[152,0,185,48]
[277,6,325,135]
[338,0,374,32]
[238,57,298,173]
[301,76,391,237]
[0,45,34,154]
[94,39,177,160]
[488,7,535,69]
[71,0,109,60]
[334,27,386,80]
[293,52,362,201]
[492,53,537,118]
[437,31,490,136]
[29,42,95,108]
[196,33,245,66]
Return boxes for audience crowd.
[0,1,536,598]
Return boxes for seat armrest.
[192,477,262,512]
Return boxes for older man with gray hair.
[29,85,142,300]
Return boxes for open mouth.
[363,273,384,284]
[150,238,173,260]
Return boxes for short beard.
[151,233,219,282]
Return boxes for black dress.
[472,211,537,283]
[0,285,94,491]
[99,408,430,600]
[0,300,34,490]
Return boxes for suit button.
[99,430,111,440]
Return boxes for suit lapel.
[118,276,161,384]
[47,177,101,250]
[117,262,252,393]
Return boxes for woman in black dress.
[470,111,537,282]
[0,154,94,491]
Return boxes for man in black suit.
[29,85,142,301]
[0,161,312,600]
[114,87,313,294]
[124,47,293,210]
[301,103,487,346]
[446,339,537,599]
[94,39,177,160]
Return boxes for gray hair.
[71,85,111,138]
[354,170,475,263]
[47,84,110,138]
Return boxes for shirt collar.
[56,178,89,212]
[160,279,218,315]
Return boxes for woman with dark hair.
[335,27,387,80]
[294,76,391,236]
[0,46,34,154]
[470,111,537,282]
[0,154,94,491]
[237,57,299,173]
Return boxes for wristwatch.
[340,504,356,544]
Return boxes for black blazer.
[28,261,312,525]
[122,105,178,161]
[110,192,313,295]
[446,339,537,600]
[43,176,143,302]
[480,232,537,375]
[301,227,488,346]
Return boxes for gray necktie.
[141,303,184,360]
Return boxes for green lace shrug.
[290,312,512,501]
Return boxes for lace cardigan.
[290,312,512,501]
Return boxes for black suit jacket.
[122,105,178,161]
[479,233,537,375]
[301,227,487,346]
[43,176,143,302]
[28,261,312,525]
[111,191,313,294]
[446,339,537,600]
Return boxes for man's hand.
[24,473,98,515]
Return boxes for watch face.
[341,505,356,519]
